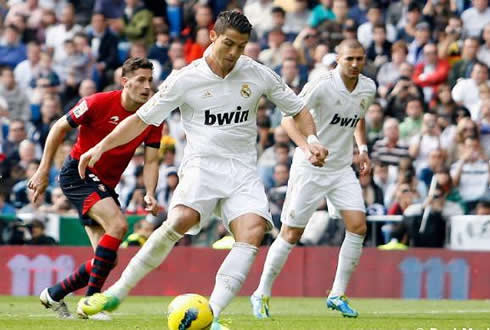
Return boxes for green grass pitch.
[1,296,489,329]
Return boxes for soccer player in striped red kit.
[28,57,162,319]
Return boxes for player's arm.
[354,118,370,176]
[28,116,73,201]
[142,145,160,216]
[282,107,327,167]
[78,114,148,178]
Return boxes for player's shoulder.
[300,71,335,95]
[158,60,202,91]
[241,56,281,80]
[358,74,376,94]
[86,90,122,105]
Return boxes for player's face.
[337,47,365,80]
[210,28,249,72]
[122,68,153,104]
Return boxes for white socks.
[106,222,182,300]
[209,242,258,319]
[329,231,364,297]
[254,235,295,297]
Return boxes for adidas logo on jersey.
[330,113,360,128]
[204,106,249,126]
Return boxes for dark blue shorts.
[59,156,119,226]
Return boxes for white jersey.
[137,55,304,165]
[295,67,376,171]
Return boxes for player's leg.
[79,205,200,316]
[209,213,267,324]
[326,168,366,318]
[41,226,104,317]
[104,205,198,300]
[252,166,324,318]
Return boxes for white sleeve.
[136,71,184,126]
[262,66,305,117]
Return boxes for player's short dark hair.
[214,10,252,36]
[271,6,286,17]
[121,57,153,77]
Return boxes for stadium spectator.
[478,23,490,68]
[244,0,274,37]
[1,119,27,162]
[10,160,40,209]
[306,45,331,82]
[365,102,384,148]
[386,0,411,29]
[348,0,370,26]
[62,79,97,114]
[103,67,123,92]
[371,118,410,167]
[475,189,490,215]
[418,148,447,189]
[284,0,311,35]
[45,4,83,64]
[185,27,212,63]
[281,58,306,94]
[0,24,27,69]
[377,41,408,97]
[158,167,179,212]
[0,190,16,215]
[30,96,62,148]
[451,135,490,212]
[0,66,30,121]
[409,112,445,174]
[437,15,464,64]
[395,2,422,44]
[452,61,489,120]
[407,21,431,65]
[308,0,334,29]
[448,37,480,88]
[412,43,450,103]
[267,163,289,227]
[385,75,424,121]
[461,0,490,38]
[399,96,424,143]
[244,41,261,62]
[292,27,319,68]
[13,41,41,91]
[25,219,57,245]
[160,40,184,80]
[259,28,286,68]
[94,0,125,20]
[121,219,154,247]
[317,0,350,51]
[365,24,391,75]
[148,28,169,67]
[38,187,77,216]
[120,0,154,48]
[479,101,490,158]
[357,4,396,49]
[88,13,120,88]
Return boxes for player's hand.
[27,169,49,202]
[358,152,371,176]
[305,143,328,167]
[78,146,103,179]
[144,194,159,216]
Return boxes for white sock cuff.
[232,242,259,255]
[276,235,295,250]
[345,231,364,243]
[159,222,183,242]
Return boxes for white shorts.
[281,163,365,228]
[169,157,273,235]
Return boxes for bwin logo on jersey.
[330,113,361,128]
[204,106,249,125]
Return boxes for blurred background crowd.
[0,0,489,249]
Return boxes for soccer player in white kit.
[75,11,327,329]
[251,39,376,319]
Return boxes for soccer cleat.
[77,293,120,317]
[378,239,408,250]
[250,294,270,319]
[39,288,73,319]
[210,319,231,330]
[326,295,359,318]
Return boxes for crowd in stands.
[0,0,489,248]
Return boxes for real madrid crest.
[240,84,251,98]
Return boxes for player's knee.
[349,222,367,236]
[110,217,128,239]
[237,222,266,247]
[281,226,303,244]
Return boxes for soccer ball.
[167,293,213,330]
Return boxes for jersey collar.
[333,67,361,95]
